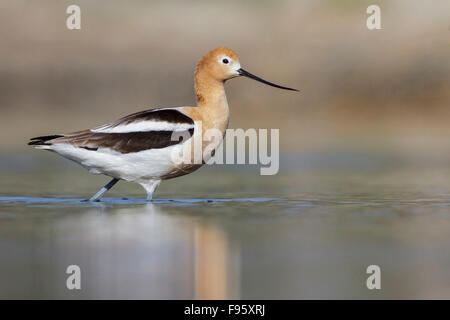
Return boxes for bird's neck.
[194,72,229,132]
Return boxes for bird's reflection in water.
[92,203,241,299]
[194,221,240,299]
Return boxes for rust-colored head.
[196,47,241,82]
[196,47,298,91]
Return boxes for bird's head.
[196,47,298,91]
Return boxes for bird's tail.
[28,135,64,149]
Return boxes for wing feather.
[91,108,194,133]
[29,108,195,153]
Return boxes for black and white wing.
[29,108,195,153]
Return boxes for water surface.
[1,153,450,299]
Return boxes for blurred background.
[1,0,450,299]
[1,0,449,156]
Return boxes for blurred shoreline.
[1,0,449,154]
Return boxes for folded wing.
[28,108,195,154]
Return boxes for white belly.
[50,143,187,183]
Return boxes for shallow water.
[1,152,450,299]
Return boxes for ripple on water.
[0,196,281,206]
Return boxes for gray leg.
[140,180,161,202]
[89,178,119,202]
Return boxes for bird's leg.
[140,180,161,202]
[89,178,119,202]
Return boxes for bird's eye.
[222,58,229,64]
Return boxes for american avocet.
[28,47,297,201]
